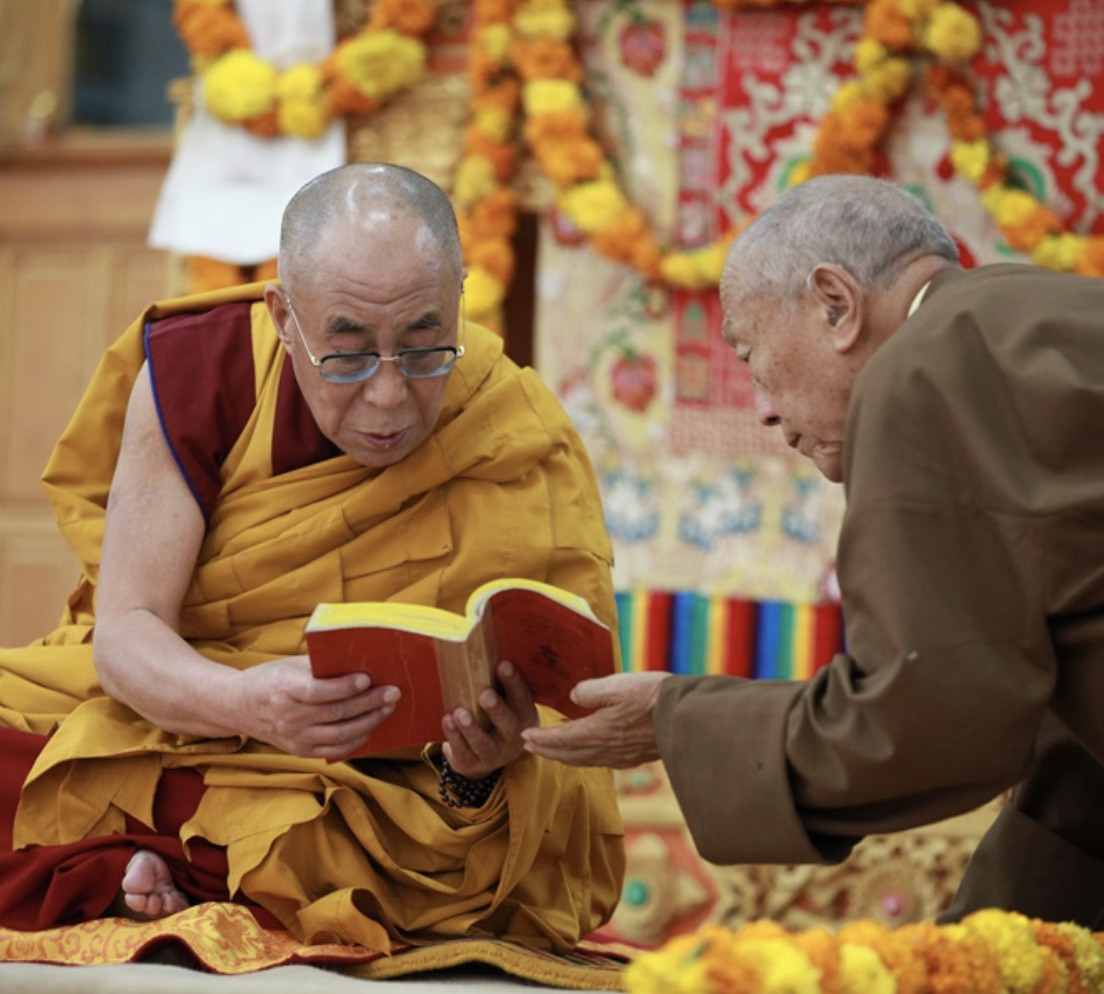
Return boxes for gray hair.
[725,175,959,308]
[278,162,464,296]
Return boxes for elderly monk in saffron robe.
[0,163,624,952]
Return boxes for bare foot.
[114,850,190,920]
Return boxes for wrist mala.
[436,755,503,808]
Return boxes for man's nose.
[753,384,780,427]
[360,361,407,406]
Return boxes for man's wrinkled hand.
[442,660,539,780]
[520,671,670,769]
[236,655,400,760]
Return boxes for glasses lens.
[319,354,380,383]
[398,347,457,379]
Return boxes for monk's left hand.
[441,660,538,780]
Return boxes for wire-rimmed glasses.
[283,294,465,384]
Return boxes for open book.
[305,577,617,757]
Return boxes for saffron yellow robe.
[0,283,624,952]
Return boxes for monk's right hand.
[234,655,400,759]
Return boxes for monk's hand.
[441,660,538,780]
[237,655,400,760]
[520,671,670,768]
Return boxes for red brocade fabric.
[0,726,279,932]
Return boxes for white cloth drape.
[148,0,345,264]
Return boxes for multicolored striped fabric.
[614,591,844,680]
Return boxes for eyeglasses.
[283,295,465,384]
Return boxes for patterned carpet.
[0,902,635,991]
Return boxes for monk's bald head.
[278,163,464,297]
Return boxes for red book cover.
[305,578,616,758]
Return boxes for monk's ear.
[807,263,862,353]
[264,283,295,351]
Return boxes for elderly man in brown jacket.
[525,174,1104,930]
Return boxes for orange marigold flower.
[946,110,987,142]
[473,0,516,26]
[509,37,583,83]
[1002,204,1064,252]
[835,99,891,150]
[523,108,588,146]
[591,208,649,263]
[792,927,844,994]
[838,920,927,994]
[632,238,663,280]
[470,188,519,240]
[368,0,437,36]
[864,0,914,51]
[464,128,518,181]
[242,109,280,138]
[174,2,250,57]
[900,922,1003,994]
[467,47,504,92]
[1032,924,1084,994]
[466,237,516,284]
[976,152,1008,190]
[534,137,605,186]
[472,78,521,113]
[1075,237,1104,278]
[324,75,380,116]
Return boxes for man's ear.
[807,263,862,353]
[263,282,295,351]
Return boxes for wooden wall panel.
[0,132,173,647]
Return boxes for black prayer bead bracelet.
[436,755,503,808]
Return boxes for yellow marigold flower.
[740,938,821,994]
[854,38,888,74]
[992,188,1039,228]
[185,0,231,6]
[960,910,1043,994]
[452,155,498,208]
[839,942,896,994]
[897,0,939,20]
[924,4,983,63]
[275,66,329,138]
[695,238,733,286]
[463,265,507,318]
[660,253,708,290]
[865,58,912,103]
[1055,920,1104,990]
[278,98,329,139]
[523,78,584,116]
[474,106,514,142]
[624,936,711,994]
[203,50,278,122]
[477,23,512,61]
[337,30,424,99]
[831,80,868,112]
[557,180,628,235]
[513,0,576,41]
[1031,233,1083,272]
[949,139,991,183]
[278,63,321,100]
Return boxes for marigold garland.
[624,909,1104,994]
[171,0,1104,314]
[454,0,1102,325]
[173,0,435,139]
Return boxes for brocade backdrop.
[535,0,1104,604]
